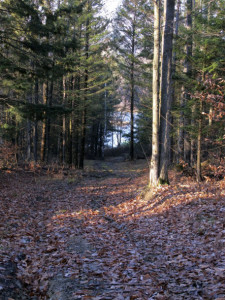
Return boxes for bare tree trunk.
[178,88,184,161]
[27,120,31,161]
[149,0,160,187]
[79,107,86,168]
[33,79,38,163]
[159,0,175,184]
[130,20,136,161]
[79,7,89,169]
[67,78,73,167]
[190,104,196,166]
[40,82,48,162]
[171,0,180,164]
[62,76,66,165]
[26,89,32,161]
[102,83,107,159]
[197,98,202,182]
[170,0,181,163]
[73,73,80,168]
[183,0,193,164]
[46,80,53,163]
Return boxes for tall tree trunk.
[26,90,32,161]
[70,77,76,167]
[73,73,80,168]
[67,77,73,166]
[183,0,193,164]
[130,20,135,161]
[95,124,98,156]
[40,82,48,162]
[79,7,89,169]
[178,87,185,161]
[62,76,66,165]
[190,104,196,166]
[68,117,73,166]
[27,120,31,161]
[172,0,181,163]
[46,80,53,163]
[149,0,160,187]
[197,98,202,182]
[102,83,107,159]
[79,107,87,168]
[15,120,19,163]
[159,0,175,184]
[99,123,104,158]
[33,79,38,163]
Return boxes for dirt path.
[0,159,225,299]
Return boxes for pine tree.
[112,0,151,160]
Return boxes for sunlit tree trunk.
[159,0,175,184]
[149,0,160,186]
[171,0,181,164]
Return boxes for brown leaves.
[0,162,225,299]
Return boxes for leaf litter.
[0,159,225,299]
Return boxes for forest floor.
[0,158,225,300]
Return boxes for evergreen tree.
[112,0,152,160]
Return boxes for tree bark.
[197,98,202,182]
[62,76,66,165]
[40,82,48,162]
[33,79,38,163]
[26,90,32,161]
[130,19,136,161]
[183,0,193,164]
[178,88,184,161]
[46,80,53,163]
[149,0,160,187]
[171,0,181,163]
[159,0,175,184]
[79,6,89,169]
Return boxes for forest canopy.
[0,0,224,183]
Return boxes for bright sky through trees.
[103,0,122,14]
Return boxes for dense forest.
[0,1,225,299]
[0,0,224,183]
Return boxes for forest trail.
[0,159,225,299]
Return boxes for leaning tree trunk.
[159,0,175,184]
[149,0,160,187]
